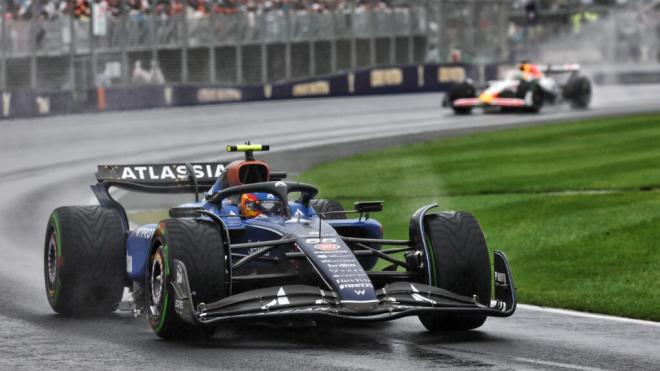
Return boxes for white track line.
[518,304,660,327]
[512,357,608,371]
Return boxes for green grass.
[298,114,660,321]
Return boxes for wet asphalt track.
[1,86,660,370]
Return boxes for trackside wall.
[0,63,482,120]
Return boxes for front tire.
[518,81,544,113]
[146,219,226,340]
[418,211,491,331]
[448,81,477,115]
[44,206,126,316]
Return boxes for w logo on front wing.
[354,289,366,296]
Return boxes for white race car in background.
[445,63,592,114]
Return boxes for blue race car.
[44,144,516,339]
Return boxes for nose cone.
[479,91,495,104]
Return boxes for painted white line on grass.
[518,304,660,327]
[513,357,608,371]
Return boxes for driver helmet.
[240,192,282,218]
[518,61,542,78]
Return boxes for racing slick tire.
[564,75,592,109]
[418,211,491,332]
[44,206,126,316]
[146,218,226,340]
[310,198,346,219]
[448,81,477,115]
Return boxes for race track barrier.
[0,63,492,120]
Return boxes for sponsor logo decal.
[248,246,270,256]
[305,238,337,244]
[354,289,366,296]
[274,181,287,189]
[174,299,184,310]
[197,88,242,103]
[135,226,156,239]
[116,164,225,181]
[292,80,330,97]
[370,68,403,87]
[494,271,507,286]
[176,264,183,284]
[306,232,335,237]
[314,243,340,251]
[339,283,373,290]
[437,66,466,83]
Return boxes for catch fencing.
[0,0,511,93]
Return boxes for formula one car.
[446,62,592,114]
[44,144,516,339]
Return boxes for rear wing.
[95,163,229,193]
[95,163,288,193]
[538,63,581,74]
[92,161,287,233]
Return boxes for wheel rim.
[46,232,57,291]
[149,250,165,318]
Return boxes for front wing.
[170,251,516,324]
[453,97,527,109]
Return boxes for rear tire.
[310,199,346,219]
[564,75,592,109]
[448,82,476,114]
[418,211,491,331]
[146,219,226,340]
[44,206,126,316]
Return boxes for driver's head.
[240,193,260,218]
[240,192,282,218]
[518,60,531,71]
[518,61,541,78]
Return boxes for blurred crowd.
[1,0,408,22]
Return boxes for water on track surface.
[1,86,659,369]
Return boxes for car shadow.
[173,317,504,351]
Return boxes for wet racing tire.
[448,81,477,114]
[44,206,126,316]
[564,75,592,109]
[310,199,346,219]
[418,211,491,331]
[146,218,226,340]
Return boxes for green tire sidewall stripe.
[50,212,63,305]
[153,225,171,334]
[155,285,169,334]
